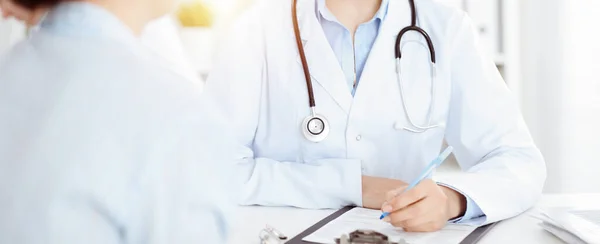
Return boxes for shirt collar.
[374,0,391,21]
[316,0,390,24]
[40,2,139,47]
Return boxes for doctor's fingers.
[389,209,442,230]
[383,179,438,212]
[385,186,408,202]
[384,195,440,224]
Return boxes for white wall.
[520,0,600,193]
[558,0,600,193]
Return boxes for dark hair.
[13,0,62,9]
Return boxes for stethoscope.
[293,0,441,143]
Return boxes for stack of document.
[538,208,600,244]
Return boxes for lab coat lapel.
[354,0,412,101]
[295,0,353,114]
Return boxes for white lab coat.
[206,0,546,225]
[0,3,232,244]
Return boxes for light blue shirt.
[316,0,484,222]
[316,0,388,96]
[0,3,233,243]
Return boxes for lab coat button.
[356,135,362,141]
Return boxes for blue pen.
[379,146,454,220]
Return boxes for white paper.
[540,221,588,244]
[569,210,600,225]
[540,208,600,244]
[302,208,477,244]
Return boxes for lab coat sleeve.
[437,14,546,225]
[204,10,363,209]
[437,183,485,223]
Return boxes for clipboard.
[286,206,499,244]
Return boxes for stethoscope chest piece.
[292,0,439,141]
[302,112,330,143]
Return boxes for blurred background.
[1,0,599,194]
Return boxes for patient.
[0,0,233,243]
[0,0,199,82]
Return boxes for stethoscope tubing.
[292,0,316,108]
[293,0,440,137]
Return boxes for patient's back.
[0,15,232,244]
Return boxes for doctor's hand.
[380,179,466,232]
[361,176,407,210]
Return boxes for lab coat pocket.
[297,132,347,164]
[390,125,446,180]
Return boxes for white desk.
[229,194,600,244]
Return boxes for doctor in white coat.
[0,0,232,243]
[206,0,546,232]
